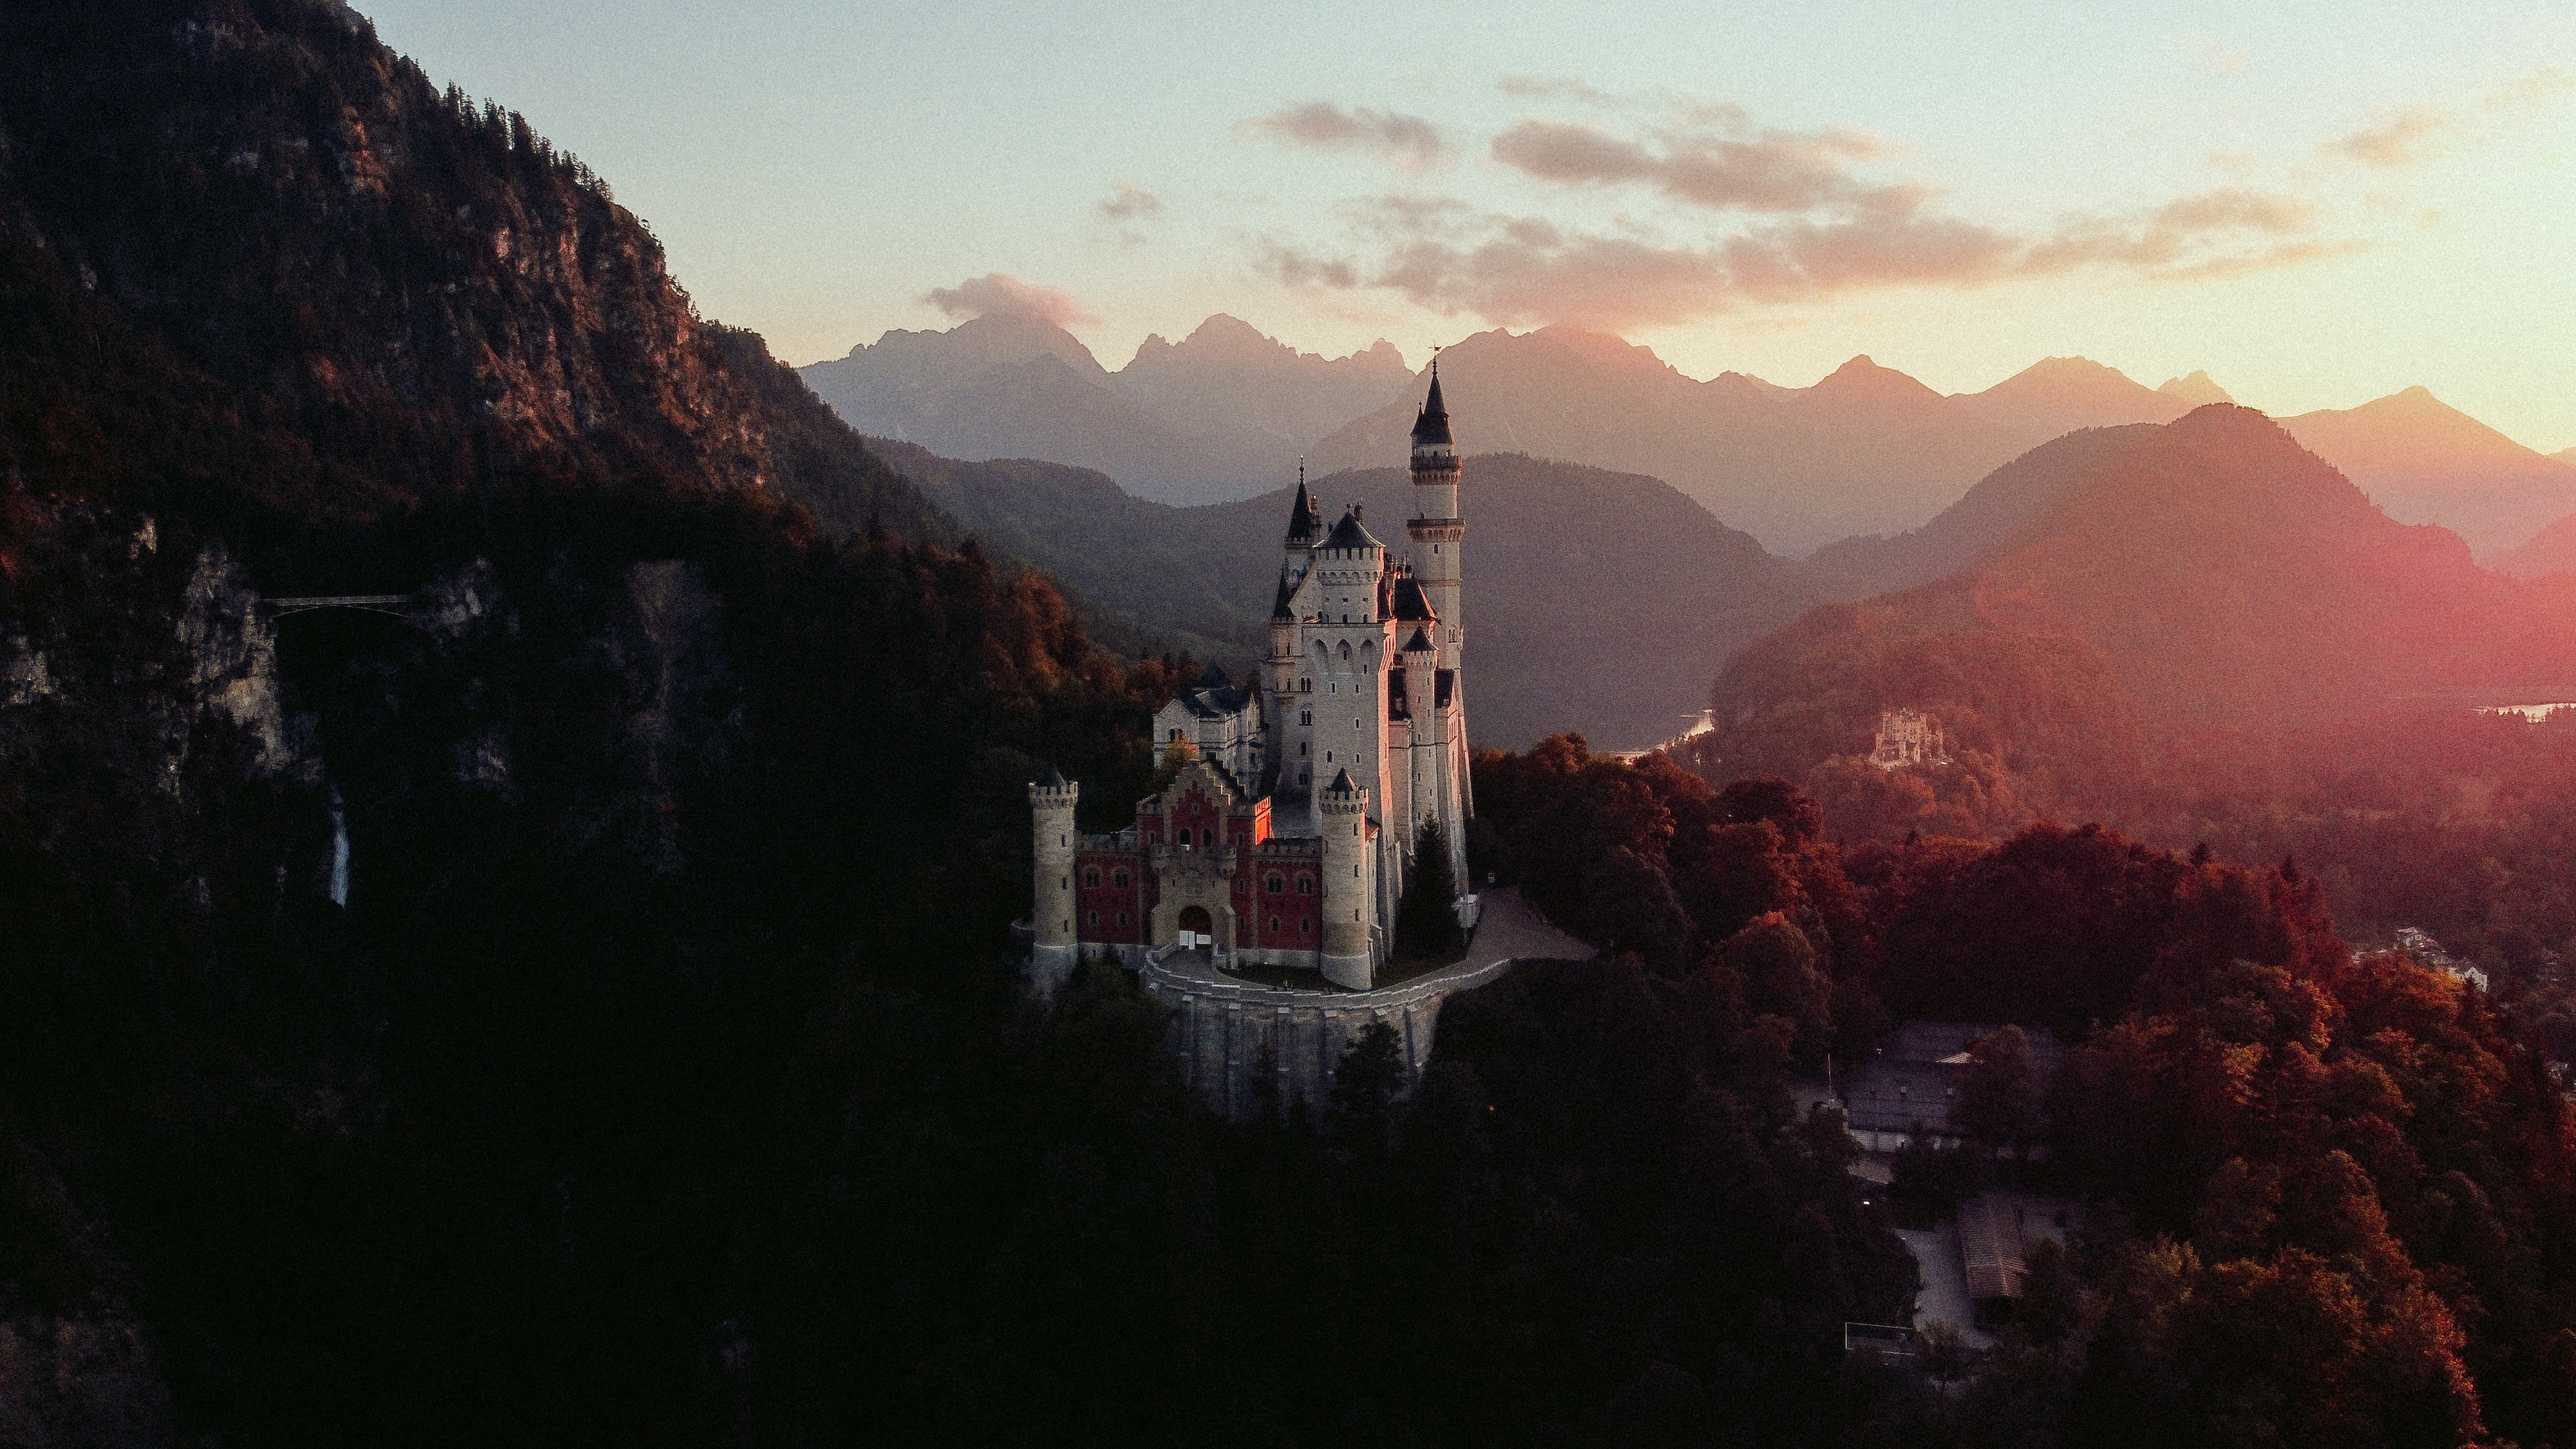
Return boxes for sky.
[363,0,2576,451]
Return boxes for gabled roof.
[1410,373,1454,447]
[1321,507,1381,551]
[1391,576,1437,621]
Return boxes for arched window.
[1340,640,1352,661]
[1200,826,1214,848]
[1112,869,1130,889]
[1301,677,1311,693]
[1298,876,1315,895]
[1266,874,1284,895]
[1086,910,1098,926]
[1300,710,1312,726]
[1269,915,1280,933]
[1083,868,1101,889]
[1117,911,1129,926]
[1300,917,1312,934]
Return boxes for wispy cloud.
[1098,180,1160,223]
[1241,101,1446,171]
[1490,117,1892,214]
[1496,74,1616,106]
[2323,66,2573,168]
[922,272,1097,328]
[1250,97,2371,330]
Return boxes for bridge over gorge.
[261,594,417,619]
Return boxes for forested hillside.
[1473,737,2576,1449]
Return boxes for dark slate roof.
[1176,684,1256,719]
[1272,575,1298,621]
[1321,507,1382,552]
[1035,762,1068,789]
[1197,661,1230,689]
[1285,477,1322,542]
[1327,767,1359,793]
[1403,627,1434,653]
[1391,576,1437,621]
[1410,373,1454,447]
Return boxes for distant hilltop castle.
[1029,373,1474,991]
[1870,708,1949,770]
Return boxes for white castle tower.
[1027,372,1473,990]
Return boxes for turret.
[1405,370,1466,674]
[1318,768,1373,989]
[1028,765,1081,983]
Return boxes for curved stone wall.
[1138,950,1522,1121]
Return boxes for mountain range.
[803,316,2576,558]
[799,313,1412,507]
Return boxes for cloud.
[1497,74,1616,106]
[2324,66,2573,168]
[1098,180,1161,223]
[921,272,1097,327]
[2021,187,2316,274]
[2325,108,2445,167]
[1260,177,2338,331]
[1242,101,1446,170]
[1492,117,1889,213]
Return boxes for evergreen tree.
[1395,820,1467,963]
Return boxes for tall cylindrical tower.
[1406,371,1465,674]
[1028,765,1081,982]
[1318,768,1372,989]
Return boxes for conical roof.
[1285,475,1322,542]
[1410,372,1453,447]
[1403,627,1434,653]
[1327,767,1359,793]
[1034,762,1068,789]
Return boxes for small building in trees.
[1837,1021,2062,1153]
[1870,708,1951,771]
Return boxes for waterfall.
[328,784,350,907]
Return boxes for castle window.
[1269,916,1280,933]
[1083,868,1101,889]
[1340,641,1352,661]
[1298,876,1314,895]
[1299,742,1307,756]
[1300,710,1311,726]
[1117,911,1129,926]
[1301,918,1311,934]
[1200,827,1214,848]
[1301,677,1311,692]
[1266,874,1283,895]
[1087,911,1098,926]
[1113,869,1130,889]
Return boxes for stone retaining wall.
[1138,951,1522,1121]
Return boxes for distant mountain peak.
[1808,354,1942,404]
[2156,370,2233,406]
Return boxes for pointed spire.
[1410,364,1453,448]
[1285,461,1322,544]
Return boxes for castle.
[1029,374,1474,990]
[1870,707,1949,770]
